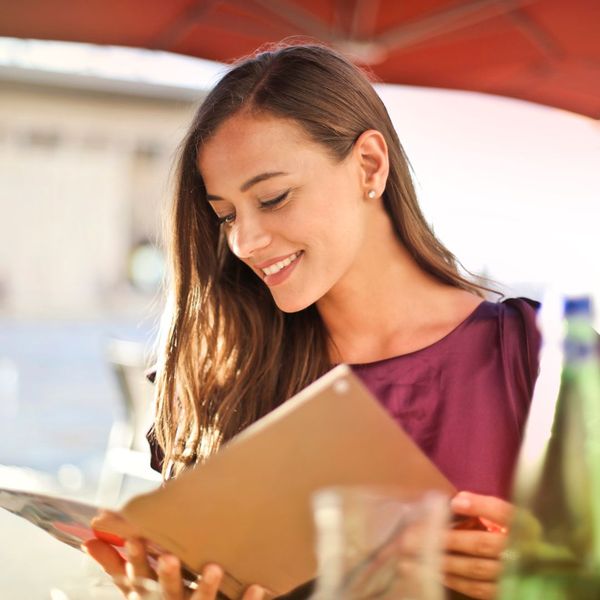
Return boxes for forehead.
[197,113,318,186]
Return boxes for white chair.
[95,339,161,507]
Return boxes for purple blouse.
[351,297,541,499]
[148,298,540,501]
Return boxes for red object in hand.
[452,515,508,534]
[480,517,509,535]
[451,515,488,531]
[92,528,125,547]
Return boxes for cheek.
[225,229,236,252]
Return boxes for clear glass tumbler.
[311,487,449,600]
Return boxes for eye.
[217,213,235,226]
[260,190,289,209]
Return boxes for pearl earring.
[367,190,376,199]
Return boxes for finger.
[444,574,496,600]
[157,554,185,600]
[125,538,155,581]
[451,492,513,528]
[442,553,503,582]
[83,539,127,578]
[191,564,223,600]
[445,530,508,559]
[83,539,129,596]
[242,584,265,599]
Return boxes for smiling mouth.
[260,251,303,277]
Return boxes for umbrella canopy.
[2,0,599,118]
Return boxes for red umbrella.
[1,0,599,118]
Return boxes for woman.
[85,43,540,599]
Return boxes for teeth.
[262,252,301,276]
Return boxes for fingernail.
[203,565,222,585]
[451,493,471,510]
[157,555,177,574]
[248,585,264,599]
[125,540,140,558]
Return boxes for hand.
[443,491,513,600]
[83,537,265,600]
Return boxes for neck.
[316,210,475,363]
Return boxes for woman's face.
[198,112,372,313]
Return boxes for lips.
[255,251,303,277]
[255,251,304,286]
[260,251,302,276]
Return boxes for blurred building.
[0,58,205,317]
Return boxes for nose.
[227,214,272,260]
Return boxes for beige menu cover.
[93,364,455,598]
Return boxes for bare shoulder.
[448,289,485,322]
[380,289,484,359]
[410,288,481,340]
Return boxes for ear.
[353,129,389,199]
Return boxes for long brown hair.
[154,43,491,477]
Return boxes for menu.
[1,365,454,598]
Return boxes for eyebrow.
[206,171,288,200]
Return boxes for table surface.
[0,506,114,599]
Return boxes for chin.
[271,292,314,314]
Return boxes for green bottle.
[499,296,600,599]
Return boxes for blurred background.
[0,38,224,499]
[0,0,598,596]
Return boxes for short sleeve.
[499,297,541,430]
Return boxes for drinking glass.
[311,487,449,600]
